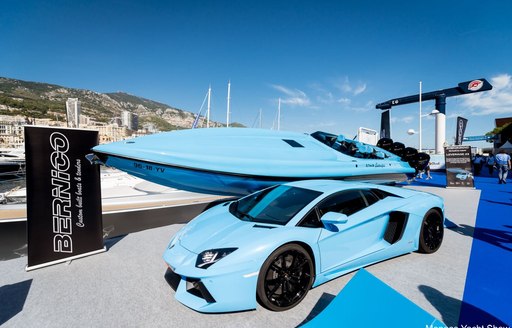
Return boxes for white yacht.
[0,147,25,178]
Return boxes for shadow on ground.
[297,292,336,326]
[445,218,512,251]
[0,279,32,326]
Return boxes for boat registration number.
[133,162,166,173]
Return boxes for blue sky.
[1,0,512,149]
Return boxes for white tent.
[498,140,512,150]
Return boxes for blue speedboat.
[92,128,416,196]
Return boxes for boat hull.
[99,154,411,196]
[0,162,25,178]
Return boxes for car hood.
[178,206,276,253]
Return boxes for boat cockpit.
[310,131,389,160]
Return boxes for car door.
[316,189,392,273]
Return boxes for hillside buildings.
[0,116,25,148]
[0,111,151,148]
[66,98,81,128]
[121,110,138,131]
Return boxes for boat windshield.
[229,185,322,225]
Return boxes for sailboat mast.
[207,85,211,128]
[226,80,231,127]
[259,108,262,128]
[277,98,281,131]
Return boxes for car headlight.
[195,248,238,269]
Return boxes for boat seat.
[333,138,378,159]
[374,151,385,159]
[355,144,373,158]
[346,142,359,156]
[333,135,350,153]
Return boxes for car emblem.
[202,251,217,263]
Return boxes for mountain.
[0,77,228,130]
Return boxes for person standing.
[473,154,484,175]
[425,162,432,180]
[495,149,511,184]
[487,154,495,175]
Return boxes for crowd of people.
[473,149,511,184]
[414,149,511,184]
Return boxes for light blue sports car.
[163,180,444,313]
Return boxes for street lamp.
[408,109,440,150]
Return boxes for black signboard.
[25,127,104,270]
[444,145,474,188]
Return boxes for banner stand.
[26,247,106,271]
[25,126,105,271]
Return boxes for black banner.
[455,116,468,145]
[380,110,390,139]
[444,145,474,188]
[25,127,104,270]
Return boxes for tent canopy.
[498,140,512,150]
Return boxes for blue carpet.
[408,172,512,326]
[302,269,444,328]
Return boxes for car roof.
[284,179,424,199]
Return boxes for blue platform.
[458,175,512,326]
[303,269,444,328]
[409,171,512,326]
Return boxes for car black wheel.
[418,209,444,253]
[256,243,314,311]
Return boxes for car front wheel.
[256,243,314,311]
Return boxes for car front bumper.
[163,242,260,313]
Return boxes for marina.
[1,2,511,326]
[0,168,230,262]
[0,168,227,221]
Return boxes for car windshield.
[229,185,322,225]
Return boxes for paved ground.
[0,185,480,327]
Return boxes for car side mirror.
[320,212,348,224]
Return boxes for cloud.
[270,76,369,111]
[341,82,352,93]
[391,116,414,124]
[337,99,374,113]
[335,77,367,96]
[491,74,511,89]
[310,83,336,105]
[317,92,335,104]
[460,74,512,116]
[337,97,351,105]
[446,112,466,119]
[271,84,312,107]
[353,84,367,95]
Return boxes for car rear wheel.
[418,209,444,253]
[256,243,314,311]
